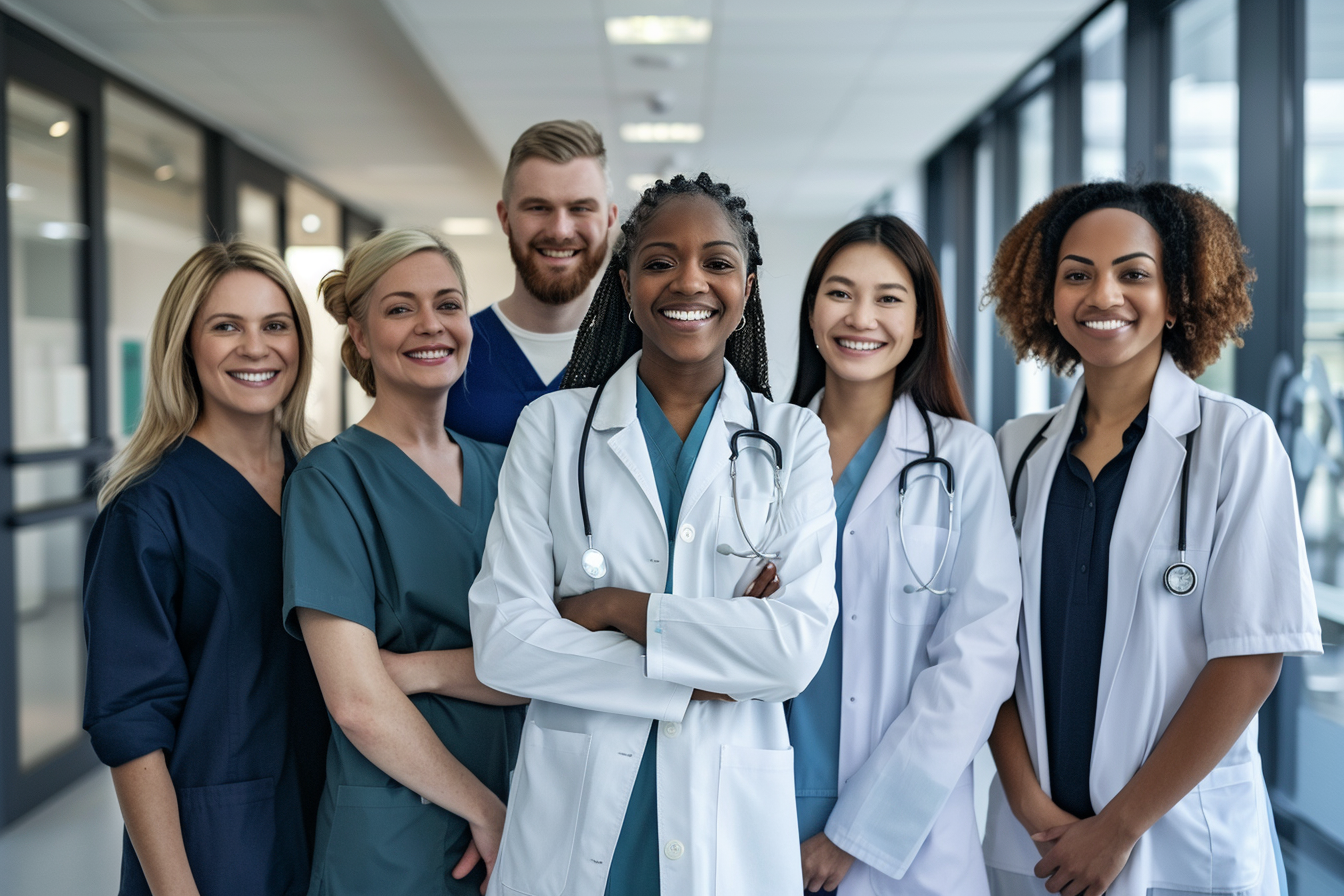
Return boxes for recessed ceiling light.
[154,164,175,182]
[606,16,711,45]
[626,174,661,193]
[441,217,493,236]
[620,123,704,144]
[48,120,71,138]
[301,213,322,233]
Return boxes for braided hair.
[562,172,771,397]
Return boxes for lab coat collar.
[849,392,933,527]
[1146,350,1202,440]
[590,352,754,431]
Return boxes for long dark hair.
[789,215,970,421]
[562,172,771,397]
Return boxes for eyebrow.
[204,311,293,323]
[640,240,742,252]
[380,288,464,300]
[1059,251,1157,267]
[518,196,599,207]
[824,274,909,292]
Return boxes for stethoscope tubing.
[897,403,957,596]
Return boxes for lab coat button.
[664,840,684,860]
[662,722,681,738]
[678,524,695,543]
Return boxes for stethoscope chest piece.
[1163,559,1197,596]
[581,544,608,580]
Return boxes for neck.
[495,274,595,334]
[188,406,283,474]
[357,384,451,450]
[1081,348,1162,429]
[818,370,895,438]
[637,350,726,420]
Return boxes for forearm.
[988,697,1058,831]
[384,648,528,706]
[111,751,201,896]
[1099,653,1282,841]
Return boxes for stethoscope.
[576,375,784,580]
[897,403,957,595]
[1008,408,1200,596]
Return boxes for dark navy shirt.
[1039,402,1148,820]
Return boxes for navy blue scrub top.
[283,427,522,896]
[789,414,889,843]
[82,437,328,896]
[603,377,723,896]
[444,306,566,445]
[1039,401,1147,819]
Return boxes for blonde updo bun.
[318,228,468,397]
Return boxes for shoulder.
[995,409,1060,464]
[1190,385,1281,464]
[516,386,594,436]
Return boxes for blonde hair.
[99,242,315,508]
[319,228,468,397]
[502,120,608,202]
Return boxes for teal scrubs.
[282,427,523,896]
[788,414,889,844]
[603,378,723,896]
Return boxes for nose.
[670,262,708,297]
[1089,271,1126,309]
[414,303,445,334]
[845,299,877,329]
[239,325,268,358]
[548,209,577,242]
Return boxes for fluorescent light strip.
[440,217,493,236]
[605,16,711,45]
[620,123,704,144]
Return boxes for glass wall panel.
[16,516,86,769]
[12,462,84,513]
[7,82,88,453]
[974,138,995,428]
[284,178,346,439]
[1016,90,1054,416]
[1288,0,1344,880]
[1082,1,1126,181]
[237,182,279,251]
[1169,0,1238,394]
[105,85,204,444]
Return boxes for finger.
[480,852,495,895]
[761,572,781,598]
[1032,825,1067,841]
[452,840,482,880]
[1044,871,1070,894]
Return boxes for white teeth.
[1082,319,1131,330]
[838,339,884,351]
[407,348,451,359]
[661,308,714,321]
[230,371,276,383]
[539,249,579,258]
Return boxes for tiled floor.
[0,767,122,895]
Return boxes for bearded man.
[444,120,618,443]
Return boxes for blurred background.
[0,0,1339,891]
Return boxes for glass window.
[1082,1,1127,181]
[237,182,279,251]
[7,82,88,453]
[1169,0,1238,394]
[284,178,347,440]
[105,85,204,444]
[1016,90,1054,417]
[974,137,995,428]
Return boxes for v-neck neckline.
[181,436,293,520]
[346,425,481,524]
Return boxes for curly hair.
[562,172,770,396]
[984,180,1254,378]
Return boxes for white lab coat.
[814,393,1021,896]
[984,353,1323,896]
[469,353,838,896]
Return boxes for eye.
[212,321,240,332]
[877,293,904,304]
[437,298,463,312]
[1120,268,1152,281]
[825,289,851,301]
[643,258,673,272]
[1061,270,1090,282]
[264,320,290,331]
[386,304,412,315]
[704,258,735,272]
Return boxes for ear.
[496,199,510,237]
[914,313,924,340]
[618,269,631,304]
[606,203,619,230]
[348,316,372,361]
[746,271,757,301]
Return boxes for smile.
[406,348,453,359]
[837,338,885,351]
[661,308,715,321]
[538,248,580,258]
[229,371,277,383]
[1081,319,1133,330]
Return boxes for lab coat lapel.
[681,361,748,524]
[848,393,919,526]
[1018,380,1086,774]
[593,353,666,530]
[1095,353,1201,736]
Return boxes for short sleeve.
[282,465,377,639]
[82,497,187,767]
[1202,412,1322,659]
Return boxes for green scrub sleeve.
[282,465,377,639]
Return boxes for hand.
[1022,791,1080,858]
[556,592,615,633]
[801,831,855,893]
[1032,813,1136,896]
[741,562,780,598]
[557,588,650,644]
[453,793,506,895]
[690,689,736,702]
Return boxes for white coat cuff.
[1207,630,1323,660]
[643,593,694,721]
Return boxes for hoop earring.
[734,315,746,333]
[1165,319,1174,330]
[628,308,634,324]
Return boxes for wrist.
[1096,794,1148,844]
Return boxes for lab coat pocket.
[176,777,277,896]
[714,496,774,596]
[715,744,802,895]
[322,784,451,896]
[496,723,591,896]
[1151,760,1264,892]
[886,523,953,625]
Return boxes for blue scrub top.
[83,437,328,896]
[444,306,566,445]
[282,427,523,896]
[788,414,889,842]
[603,377,723,896]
